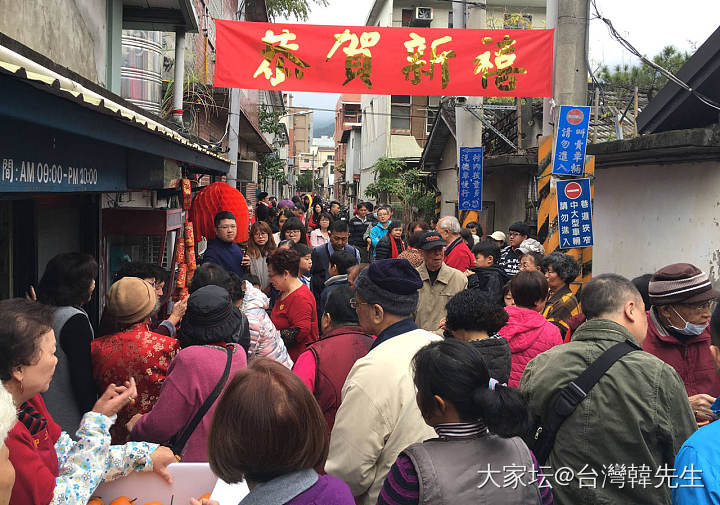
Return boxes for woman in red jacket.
[498,270,563,387]
[268,248,319,362]
[1,298,175,505]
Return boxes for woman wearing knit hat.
[644,263,720,423]
[91,277,180,444]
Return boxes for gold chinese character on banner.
[401,33,456,89]
[473,35,527,91]
[253,29,310,86]
[326,29,381,88]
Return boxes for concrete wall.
[390,3,451,28]
[484,170,530,235]
[360,94,390,200]
[436,138,458,217]
[346,130,362,183]
[593,160,720,283]
[0,0,108,85]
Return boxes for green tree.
[265,0,329,20]
[259,154,287,186]
[365,157,434,221]
[297,170,314,192]
[598,45,690,99]
[257,106,288,189]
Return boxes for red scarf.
[390,236,406,258]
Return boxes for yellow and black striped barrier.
[536,135,594,295]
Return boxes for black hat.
[418,231,447,250]
[509,222,530,237]
[179,285,249,348]
[354,259,423,315]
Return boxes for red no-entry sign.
[564,181,583,199]
[566,108,585,125]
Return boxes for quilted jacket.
[498,305,562,387]
[241,281,293,369]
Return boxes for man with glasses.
[310,220,361,311]
[326,259,439,505]
[645,263,720,424]
[203,211,246,276]
[498,221,529,278]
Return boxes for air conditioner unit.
[237,160,258,182]
[414,7,433,25]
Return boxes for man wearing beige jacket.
[325,259,440,505]
[414,231,468,332]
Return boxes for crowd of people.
[0,193,719,505]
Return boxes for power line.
[591,0,720,112]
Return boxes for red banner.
[215,20,554,97]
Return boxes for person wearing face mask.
[644,263,720,424]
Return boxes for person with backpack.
[519,274,696,505]
[377,339,546,505]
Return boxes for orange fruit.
[87,498,105,505]
[109,498,136,505]
[200,494,211,500]
[142,502,163,505]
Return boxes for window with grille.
[391,95,411,132]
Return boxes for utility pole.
[542,0,590,135]
[453,0,485,214]
[226,3,246,188]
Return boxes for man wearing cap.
[326,259,440,505]
[435,216,475,272]
[489,230,506,248]
[673,302,720,503]
[499,222,529,278]
[91,277,179,443]
[414,231,468,332]
[520,274,696,505]
[645,263,720,423]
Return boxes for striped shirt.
[377,422,553,505]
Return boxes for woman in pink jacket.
[499,270,563,387]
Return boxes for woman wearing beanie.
[128,285,249,462]
[499,271,562,388]
[91,277,179,444]
[377,339,548,505]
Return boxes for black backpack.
[528,339,641,464]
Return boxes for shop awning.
[0,61,230,175]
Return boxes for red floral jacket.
[91,321,179,444]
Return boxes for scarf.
[17,401,47,435]
[390,236,406,258]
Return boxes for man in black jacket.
[466,240,509,306]
[348,202,376,262]
[311,220,361,305]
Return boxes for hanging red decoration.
[190,182,249,243]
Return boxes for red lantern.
[190,182,249,243]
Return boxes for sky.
[278,0,720,127]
